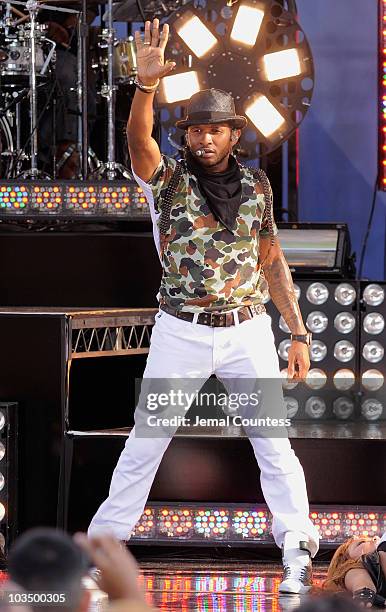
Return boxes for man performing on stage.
[89,18,319,594]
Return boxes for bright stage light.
[363,283,385,306]
[164,0,314,156]
[263,49,301,82]
[334,340,355,363]
[162,71,200,103]
[334,312,356,334]
[306,369,327,390]
[278,339,291,361]
[230,5,264,47]
[335,283,356,306]
[333,397,355,420]
[333,369,356,391]
[363,341,384,363]
[362,369,384,391]
[363,312,385,335]
[361,399,383,421]
[281,368,298,390]
[306,311,328,334]
[284,396,299,418]
[310,340,327,362]
[176,14,217,58]
[306,282,329,305]
[279,316,290,333]
[305,396,326,419]
[245,95,285,138]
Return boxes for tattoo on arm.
[262,253,306,335]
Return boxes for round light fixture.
[160,0,314,156]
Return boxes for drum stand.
[92,0,131,179]
[18,0,51,179]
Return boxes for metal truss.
[70,308,157,358]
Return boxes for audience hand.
[74,533,145,603]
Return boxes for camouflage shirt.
[133,155,278,314]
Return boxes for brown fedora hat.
[175,88,247,130]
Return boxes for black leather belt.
[160,303,266,327]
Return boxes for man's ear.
[231,129,241,143]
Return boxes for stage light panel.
[99,184,141,214]
[263,49,301,81]
[232,509,269,538]
[245,96,285,138]
[31,185,62,213]
[310,511,342,541]
[65,185,98,213]
[159,507,195,538]
[0,185,28,212]
[196,509,229,538]
[131,507,156,538]
[162,71,200,103]
[0,403,18,556]
[175,14,217,58]
[268,280,360,422]
[230,5,264,47]
[132,503,386,546]
[360,282,386,420]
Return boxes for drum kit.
[0,0,182,180]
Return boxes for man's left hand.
[287,341,310,379]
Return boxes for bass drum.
[0,115,14,179]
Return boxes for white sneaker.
[278,536,313,595]
[278,560,312,594]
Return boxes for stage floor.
[84,562,329,611]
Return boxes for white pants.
[88,309,319,556]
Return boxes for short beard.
[197,148,231,170]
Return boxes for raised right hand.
[134,18,176,87]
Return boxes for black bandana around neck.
[185,150,242,233]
